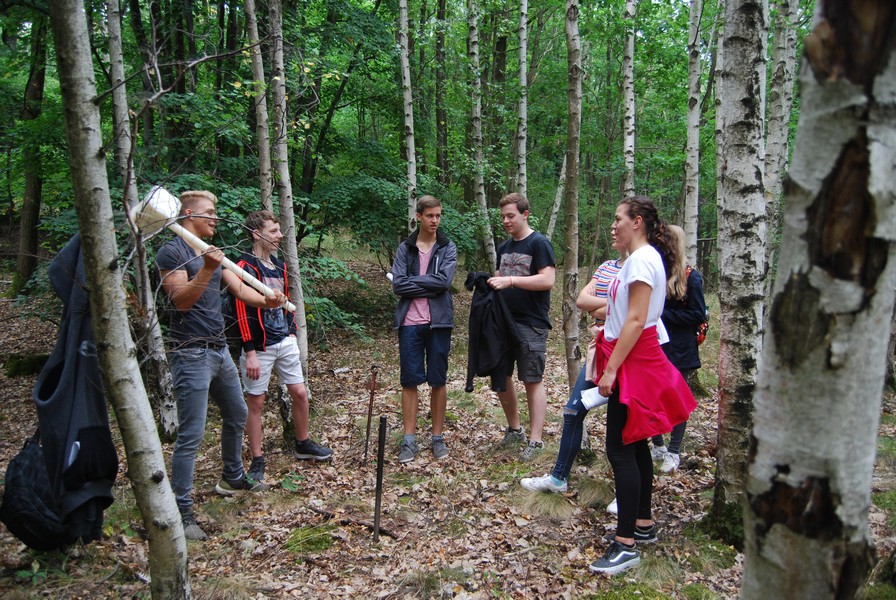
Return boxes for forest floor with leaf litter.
[1,260,895,599]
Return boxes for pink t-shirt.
[402,246,433,325]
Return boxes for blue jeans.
[651,368,695,454]
[398,325,451,388]
[169,347,247,510]
[551,364,594,481]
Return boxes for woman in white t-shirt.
[589,196,697,576]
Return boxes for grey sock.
[403,434,416,444]
[432,434,444,442]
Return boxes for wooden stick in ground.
[363,365,378,461]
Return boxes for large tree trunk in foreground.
[741,3,896,597]
[709,0,767,546]
[561,0,581,389]
[48,2,191,597]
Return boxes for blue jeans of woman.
[651,368,695,454]
[550,364,594,481]
[169,347,248,511]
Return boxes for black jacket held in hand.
[464,272,522,393]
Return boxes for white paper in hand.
[580,387,609,410]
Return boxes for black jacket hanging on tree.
[464,272,522,393]
[33,234,118,545]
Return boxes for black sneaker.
[603,523,658,545]
[247,456,265,483]
[589,540,640,575]
[215,475,270,496]
[294,438,334,461]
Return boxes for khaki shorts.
[240,337,305,395]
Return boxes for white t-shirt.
[604,244,669,344]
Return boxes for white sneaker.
[520,473,568,493]
[660,452,680,473]
[651,445,668,461]
[606,498,618,514]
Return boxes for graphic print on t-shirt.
[260,268,288,337]
[499,252,533,277]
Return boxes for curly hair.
[618,195,679,281]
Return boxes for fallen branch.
[308,506,399,539]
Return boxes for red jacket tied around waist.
[594,326,697,445]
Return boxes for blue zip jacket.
[392,228,457,330]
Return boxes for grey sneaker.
[520,440,544,461]
[215,475,270,496]
[431,438,448,460]
[247,456,265,483]
[294,438,334,461]
[180,511,208,541]
[498,427,527,448]
[398,440,419,463]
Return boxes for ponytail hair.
[618,195,680,282]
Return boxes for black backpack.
[0,431,71,551]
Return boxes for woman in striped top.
[520,236,626,493]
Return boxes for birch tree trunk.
[742,3,896,596]
[47,3,190,596]
[710,0,768,543]
[684,0,702,266]
[468,0,497,271]
[562,0,581,388]
[399,0,418,231]
[245,0,273,211]
[621,0,636,197]
[435,0,448,186]
[545,153,567,242]
[514,0,528,198]
[270,0,308,440]
[109,0,177,437]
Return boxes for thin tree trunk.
[683,0,702,266]
[468,0,497,271]
[621,0,636,197]
[710,0,768,546]
[435,0,448,186]
[47,3,191,596]
[270,0,309,438]
[562,0,581,388]
[514,0,528,197]
[13,14,47,296]
[399,0,417,231]
[109,0,177,437]
[742,3,895,596]
[245,0,273,210]
[763,0,799,296]
[545,153,567,242]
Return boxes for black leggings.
[606,390,653,539]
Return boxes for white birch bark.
[712,0,768,517]
[399,0,417,231]
[109,0,177,436]
[515,0,528,198]
[468,0,497,271]
[621,0,636,197]
[270,0,310,393]
[545,153,567,242]
[47,3,190,596]
[742,3,896,596]
[246,0,273,211]
[562,0,582,388]
[684,0,702,266]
